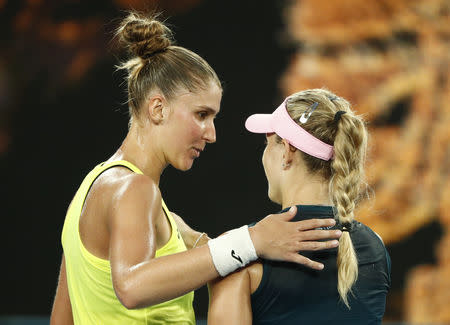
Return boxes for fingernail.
[318,264,324,270]
[289,206,296,213]
[332,240,339,246]
[330,219,336,225]
[336,230,342,236]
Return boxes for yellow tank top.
[61,160,195,325]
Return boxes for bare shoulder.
[210,262,262,292]
[113,171,159,200]
[108,170,162,216]
[90,167,162,223]
[210,266,250,292]
[79,166,162,259]
[247,262,263,293]
[93,165,155,197]
[208,264,254,324]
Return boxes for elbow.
[120,295,139,310]
[114,279,141,310]
[114,277,161,309]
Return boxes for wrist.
[248,226,262,257]
[207,225,257,276]
[193,232,209,248]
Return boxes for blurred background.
[1,0,449,324]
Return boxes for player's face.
[262,133,284,203]
[164,81,222,171]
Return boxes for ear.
[146,94,167,124]
[282,139,297,169]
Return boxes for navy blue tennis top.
[250,205,391,325]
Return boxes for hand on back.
[249,206,341,270]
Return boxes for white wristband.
[207,225,258,277]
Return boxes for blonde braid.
[331,111,367,307]
[285,88,368,308]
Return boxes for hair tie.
[334,110,346,124]
[142,48,167,59]
[337,221,354,232]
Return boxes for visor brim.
[245,114,274,134]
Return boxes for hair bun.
[118,12,173,59]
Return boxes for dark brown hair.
[116,12,221,118]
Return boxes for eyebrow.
[197,105,220,116]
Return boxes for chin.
[173,159,194,171]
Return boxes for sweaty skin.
[50,85,340,323]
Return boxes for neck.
[108,122,166,185]
[280,169,332,210]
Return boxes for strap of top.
[73,159,177,267]
[94,160,174,239]
[80,160,144,208]
[98,160,144,174]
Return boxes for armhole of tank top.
[77,161,178,265]
[77,161,141,271]
[158,199,179,250]
[251,260,271,298]
[61,199,75,247]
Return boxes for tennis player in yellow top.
[50,12,342,324]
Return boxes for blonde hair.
[115,11,221,119]
[283,88,368,307]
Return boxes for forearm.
[184,230,205,250]
[113,205,341,309]
[115,245,218,308]
[50,256,74,325]
[171,212,206,249]
[50,303,74,325]
[118,214,342,308]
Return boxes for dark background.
[0,0,442,321]
[2,0,289,318]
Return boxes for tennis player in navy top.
[208,89,391,325]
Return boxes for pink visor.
[245,99,334,161]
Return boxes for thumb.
[277,206,297,221]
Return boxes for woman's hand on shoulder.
[249,206,342,270]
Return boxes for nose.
[203,120,216,143]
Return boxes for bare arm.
[109,176,218,309]
[171,211,206,249]
[109,175,341,309]
[50,255,74,325]
[208,268,253,325]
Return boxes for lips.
[192,147,203,158]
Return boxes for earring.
[282,163,291,168]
